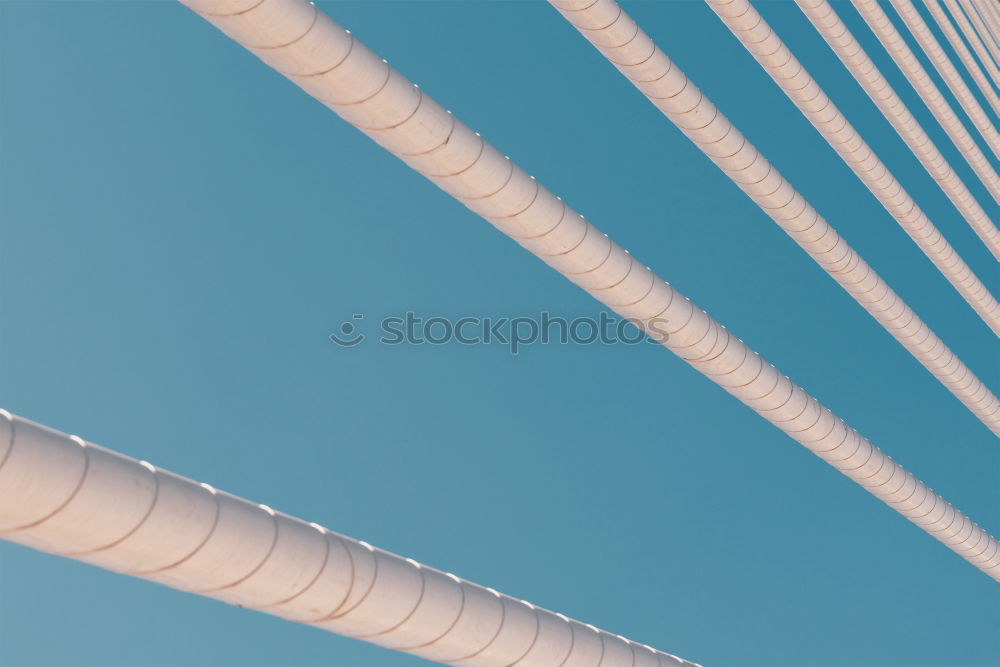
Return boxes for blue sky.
[1,1,998,665]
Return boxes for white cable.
[887,0,1000,159]
[960,0,1000,49]
[703,0,1000,337]
[174,0,1000,579]
[983,1,1000,51]
[795,0,1000,260]
[0,411,698,666]
[945,0,1000,91]
[965,0,1000,70]
[547,0,1000,433]
[974,0,999,37]
[974,1,1000,48]
[927,0,1000,116]
[852,0,1000,203]
[984,0,1000,38]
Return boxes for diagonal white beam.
[984,0,1000,51]
[926,0,1000,116]
[547,0,1000,433]
[887,0,1000,159]
[169,0,1000,579]
[964,0,1000,71]
[795,0,1000,259]
[0,411,697,666]
[852,0,1000,202]
[944,0,1000,91]
[701,0,1000,336]
[983,0,1000,41]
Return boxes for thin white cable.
[965,0,1000,70]
[983,1,1000,50]
[852,0,1000,203]
[795,0,1000,260]
[927,0,1000,116]
[703,0,1000,337]
[887,0,1000,158]
[176,0,1000,579]
[0,411,698,666]
[945,0,1000,90]
[982,0,1000,35]
[975,5,999,50]
[975,0,999,34]
[985,0,1000,35]
[547,0,1000,433]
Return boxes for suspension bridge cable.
[852,0,1000,202]
[887,0,1000,158]
[795,0,1000,260]
[0,411,699,666]
[942,0,1000,92]
[703,0,1000,336]
[926,0,1000,116]
[548,0,1000,433]
[173,0,1000,580]
[964,0,1000,69]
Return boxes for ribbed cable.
[888,0,1000,159]
[547,0,1000,433]
[0,411,698,666]
[944,0,1000,94]
[176,0,1000,579]
[927,0,1000,116]
[975,0,1000,50]
[975,0,1000,38]
[984,0,1000,40]
[964,0,1000,70]
[704,0,1000,337]
[983,0,1000,52]
[796,0,1000,260]
[983,0,1000,38]
[852,0,1000,203]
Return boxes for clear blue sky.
[1,1,998,665]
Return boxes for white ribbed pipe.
[175,0,1000,579]
[983,0,1000,39]
[0,411,697,667]
[703,0,1000,336]
[796,0,1000,260]
[982,0,1000,51]
[547,0,1000,433]
[888,0,1000,159]
[965,0,1000,69]
[852,0,1000,203]
[975,0,1000,36]
[944,0,1000,94]
[981,0,1000,38]
[927,0,1000,116]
